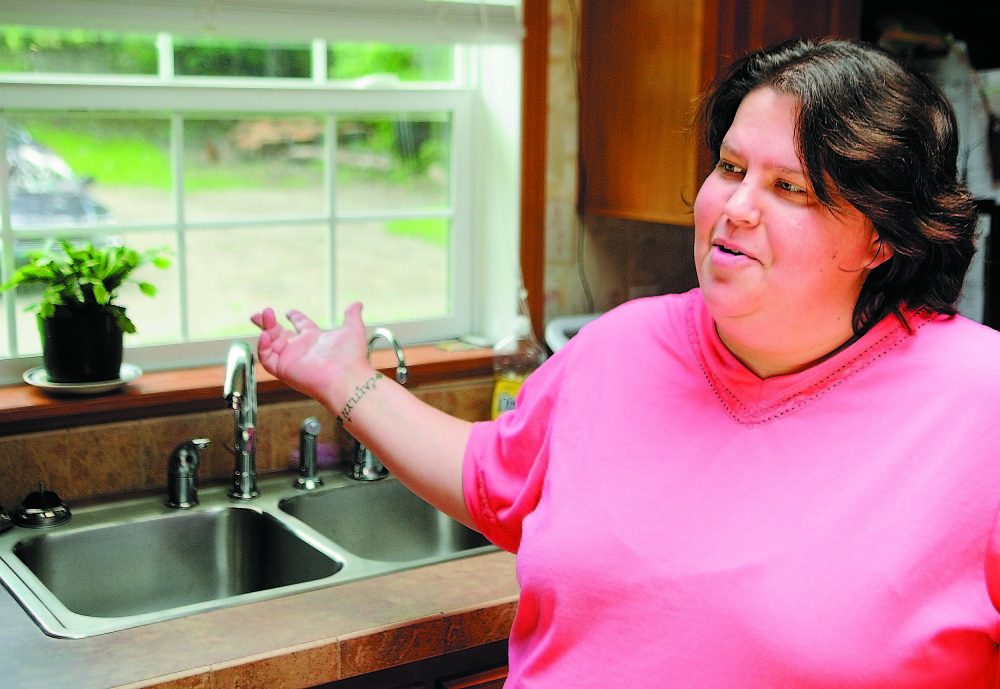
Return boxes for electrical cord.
[567,0,595,313]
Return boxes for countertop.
[0,549,519,689]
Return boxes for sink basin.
[14,507,341,618]
[0,474,496,639]
[279,479,491,562]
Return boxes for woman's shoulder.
[920,312,1000,349]
[576,289,701,342]
[911,312,1000,384]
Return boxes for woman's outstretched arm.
[252,303,475,528]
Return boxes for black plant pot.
[39,307,124,383]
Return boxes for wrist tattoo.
[336,372,384,424]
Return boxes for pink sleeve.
[462,349,567,553]
[985,506,1000,643]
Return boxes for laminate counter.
[0,550,518,689]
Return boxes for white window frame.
[0,24,523,385]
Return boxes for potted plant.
[0,240,170,383]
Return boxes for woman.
[254,40,1000,687]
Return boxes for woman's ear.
[866,234,893,270]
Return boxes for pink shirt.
[464,289,1000,688]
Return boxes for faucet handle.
[169,438,211,472]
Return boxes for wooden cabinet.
[579,0,707,225]
[438,665,508,689]
[579,0,862,225]
[314,640,508,689]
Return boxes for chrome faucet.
[349,328,408,481]
[224,342,259,499]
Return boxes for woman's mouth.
[710,241,757,266]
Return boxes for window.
[0,0,523,385]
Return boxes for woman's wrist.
[329,366,387,425]
[308,360,377,424]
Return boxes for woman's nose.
[722,180,761,227]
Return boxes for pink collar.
[687,292,934,425]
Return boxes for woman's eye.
[717,161,743,175]
[776,180,805,194]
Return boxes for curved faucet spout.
[349,328,408,481]
[224,342,259,499]
[368,327,408,385]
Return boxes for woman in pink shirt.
[253,40,1000,687]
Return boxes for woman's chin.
[698,280,760,322]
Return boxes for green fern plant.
[0,240,170,334]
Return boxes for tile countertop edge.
[121,599,521,689]
[0,551,519,689]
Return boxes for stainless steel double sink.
[0,473,494,639]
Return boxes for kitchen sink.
[279,479,491,562]
[0,473,496,639]
[14,507,341,618]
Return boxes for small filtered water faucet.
[349,328,408,481]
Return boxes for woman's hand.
[251,303,370,405]
[253,302,475,527]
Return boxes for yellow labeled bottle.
[491,312,547,419]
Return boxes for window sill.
[0,344,493,436]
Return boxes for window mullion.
[312,40,327,84]
[0,81,470,116]
[0,114,17,357]
[157,33,175,80]
[171,113,190,343]
[325,113,338,328]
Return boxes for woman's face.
[693,87,889,375]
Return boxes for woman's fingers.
[251,307,277,330]
[251,308,289,375]
[250,305,370,394]
[285,309,318,334]
[342,302,364,333]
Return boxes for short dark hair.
[699,39,978,333]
